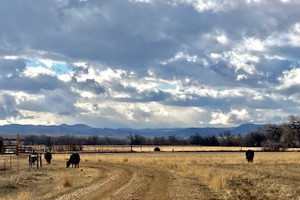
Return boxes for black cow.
[66,153,81,168]
[245,150,254,163]
[29,152,38,164]
[44,152,52,164]
[154,147,161,152]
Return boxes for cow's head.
[66,161,70,168]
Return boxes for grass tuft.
[62,175,72,187]
[210,175,228,189]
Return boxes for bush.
[243,131,266,147]
[262,141,285,151]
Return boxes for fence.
[2,145,33,154]
[0,155,20,176]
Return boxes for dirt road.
[54,162,221,200]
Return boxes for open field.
[87,145,261,152]
[26,145,300,153]
[1,152,300,200]
[28,145,265,153]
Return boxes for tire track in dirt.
[53,162,224,200]
[107,164,173,200]
[54,163,173,200]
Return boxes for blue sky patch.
[157,84,176,90]
[26,59,71,75]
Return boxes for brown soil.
[54,162,221,200]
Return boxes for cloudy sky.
[0,0,299,128]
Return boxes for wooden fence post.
[40,155,42,168]
[36,155,39,169]
[17,156,19,174]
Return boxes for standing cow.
[245,150,254,163]
[29,152,38,164]
[66,153,81,168]
[44,152,52,164]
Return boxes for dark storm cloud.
[0,74,67,93]
[0,58,68,93]
[71,77,105,94]
[0,0,300,127]
[17,89,78,116]
[0,59,26,75]
[0,94,21,119]
[0,0,298,77]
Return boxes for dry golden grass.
[81,152,300,199]
[16,191,33,200]
[0,154,103,200]
[1,152,300,199]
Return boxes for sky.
[0,0,300,128]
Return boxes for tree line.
[19,115,300,150]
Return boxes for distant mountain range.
[0,123,262,138]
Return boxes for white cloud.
[267,23,300,48]
[174,0,238,12]
[211,37,267,76]
[243,38,265,51]
[160,51,198,65]
[236,74,248,81]
[210,109,249,125]
[216,34,228,44]
[23,66,56,78]
[3,55,19,60]
[277,68,300,90]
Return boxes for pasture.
[0,152,300,199]
[27,145,265,153]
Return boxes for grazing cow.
[245,150,254,163]
[154,147,161,152]
[44,152,52,164]
[66,153,81,168]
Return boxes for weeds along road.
[53,162,221,200]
